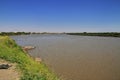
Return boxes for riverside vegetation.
[1,32,120,37]
[0,36,60,80]
[67,32,120,37]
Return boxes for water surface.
[11,34,120,80]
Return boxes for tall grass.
[0,36,60,80]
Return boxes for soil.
[0,59,20,80]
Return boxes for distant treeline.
[67,32,120,37]
[0,32,61,36]
[1,32,120,37]
[0,32,31,36]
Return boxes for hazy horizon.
[0,0,120,32]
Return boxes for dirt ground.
[0,59,20,80]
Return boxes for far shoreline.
[1,32,120,38]
[66,32,120,38]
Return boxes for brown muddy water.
[11,34,120,80]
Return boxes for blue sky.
[0,0,120,32]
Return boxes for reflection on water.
[11,34,120,80]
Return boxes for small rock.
[0,64,12,69]
[35,58,42,62]
[22,46,35,51]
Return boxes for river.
[11,34,120,80]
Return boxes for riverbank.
[67,32,120,37]
[0,36,59,80]
[0,59,20,80]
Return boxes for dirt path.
[0,59,20,80]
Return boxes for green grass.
[0,36,60,80]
